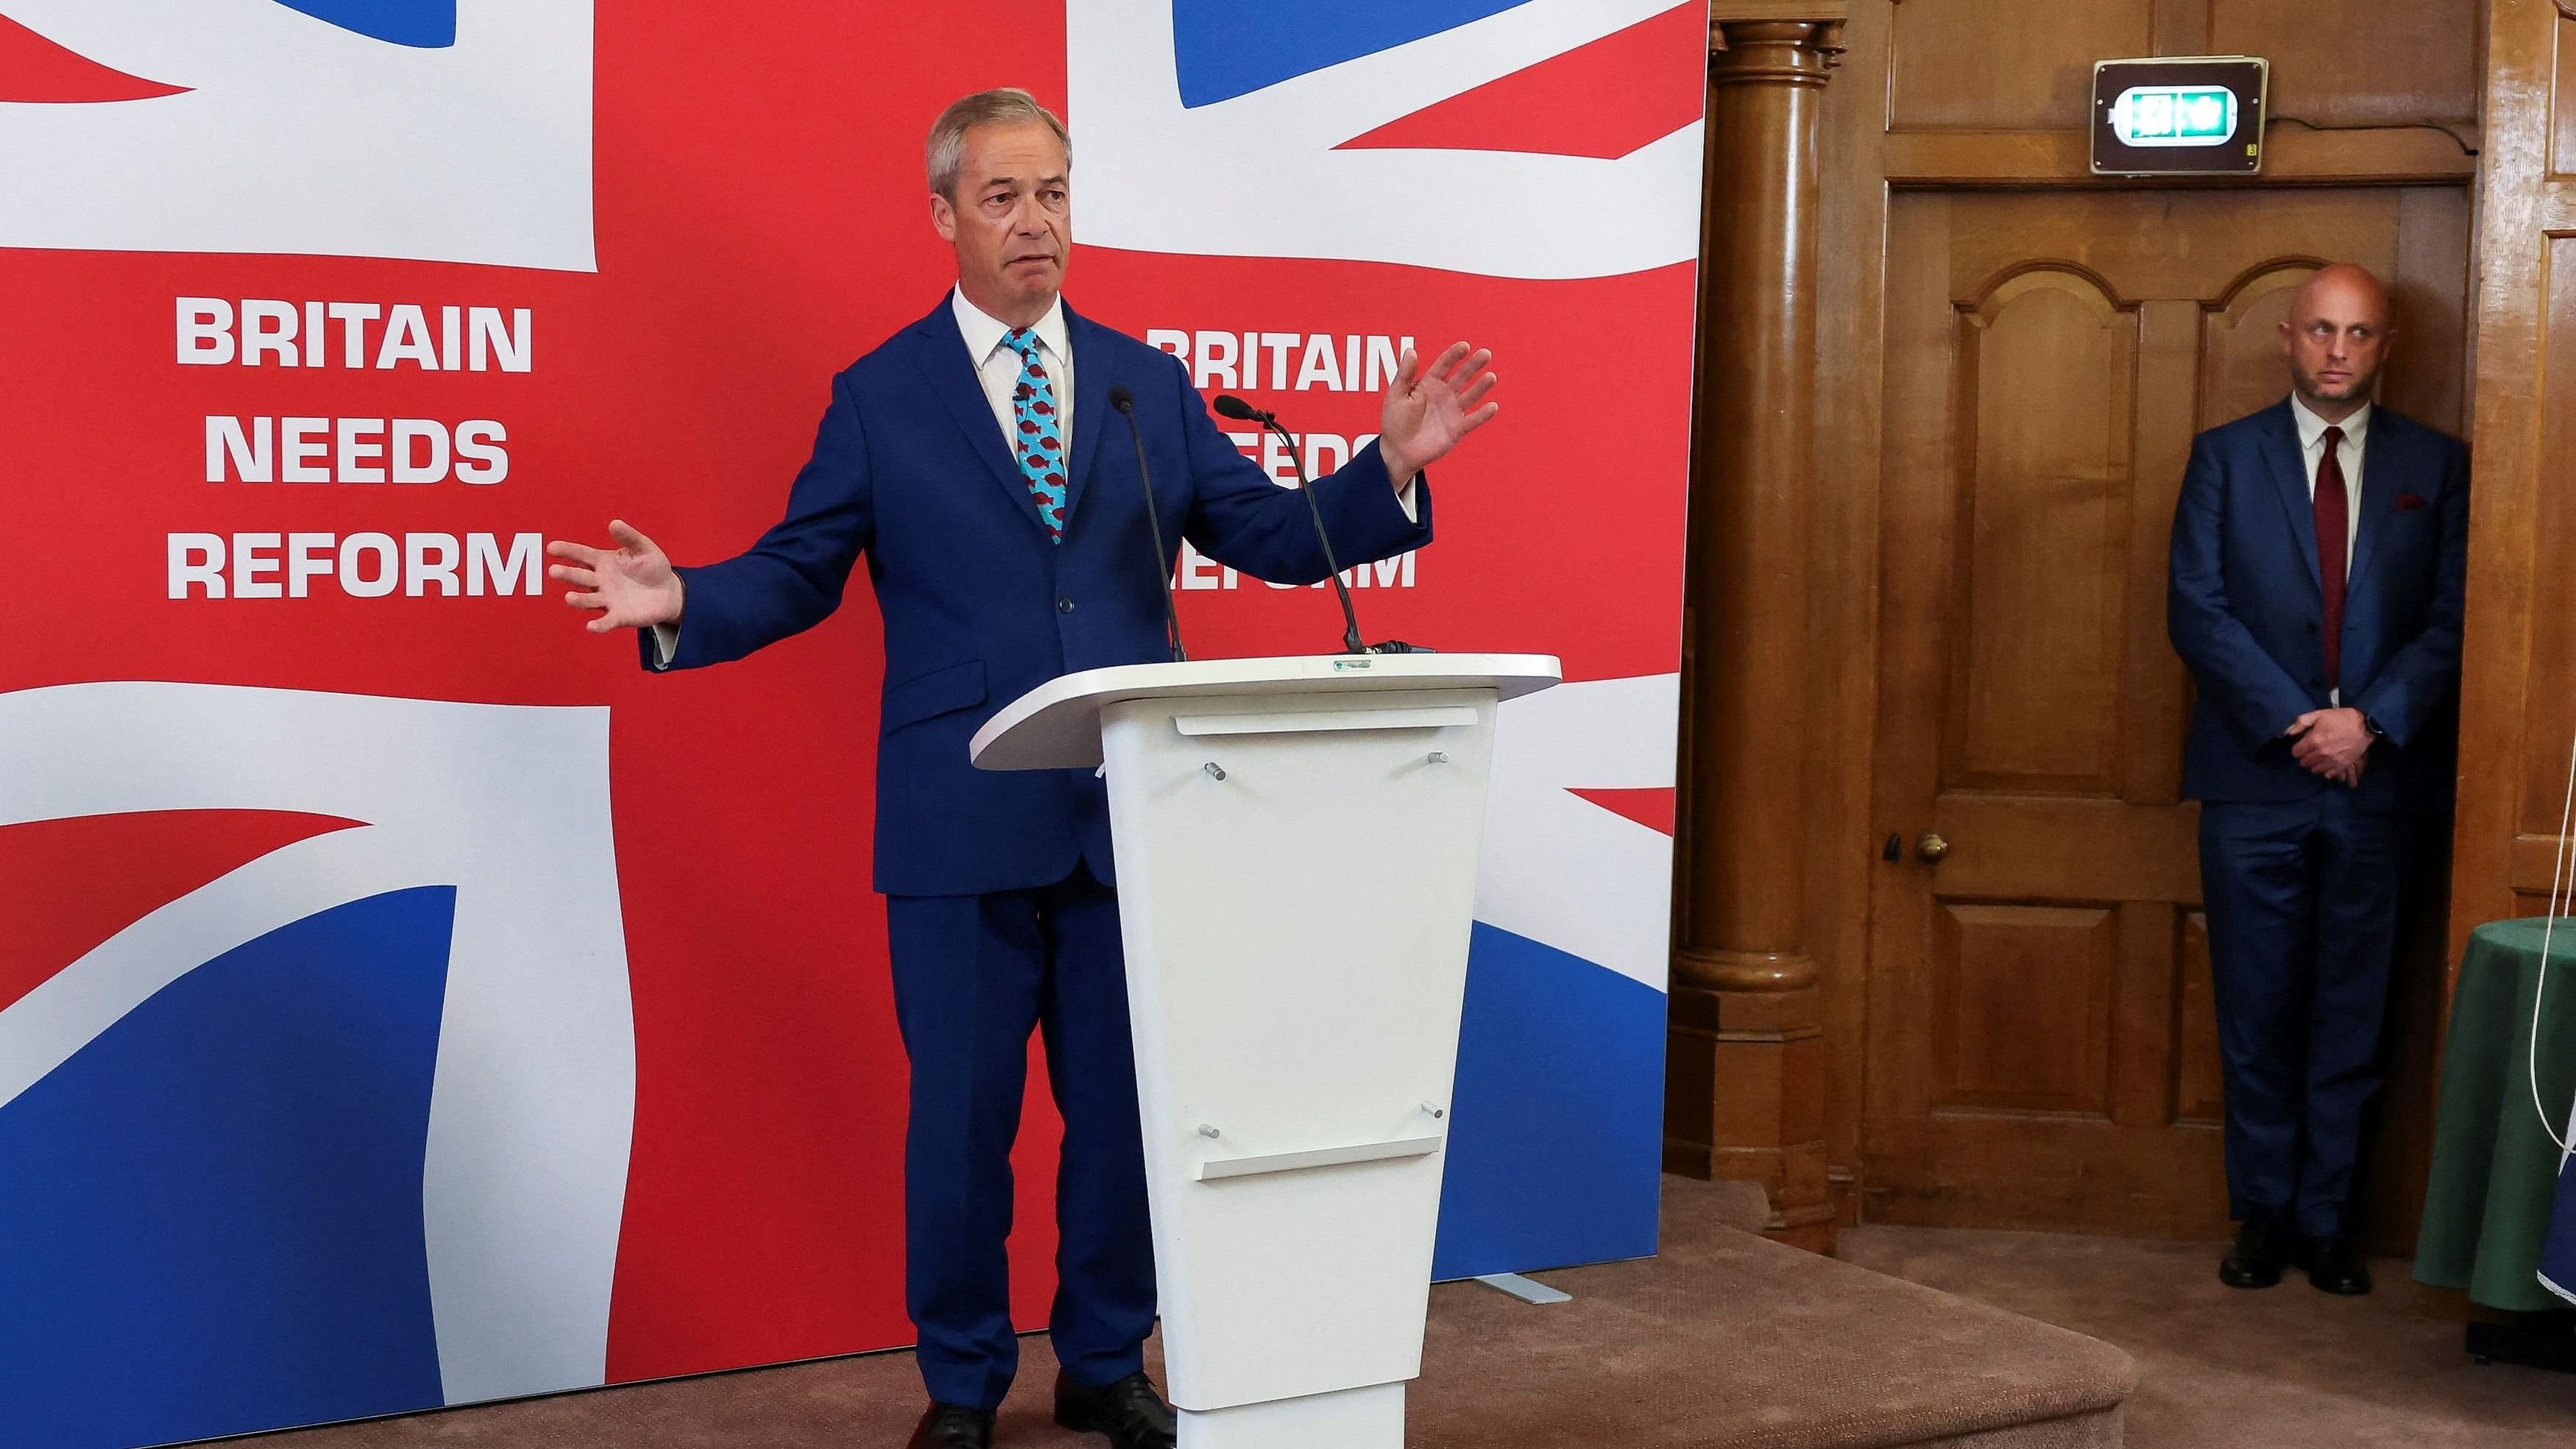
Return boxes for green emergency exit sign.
[2108,86,2237,146]
[2092,57,2268,176]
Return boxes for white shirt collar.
[951,286,1069,366]
[2290,392,2371,451]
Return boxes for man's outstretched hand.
[1377,341,1500,490]
[548,520,684,634]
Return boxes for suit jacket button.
[1058,597,1075,614]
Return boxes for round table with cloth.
[2415,918,2576,1311]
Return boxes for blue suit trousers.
[883,866,1155,1410]
[2198,792,2412,1238]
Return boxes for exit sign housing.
[2092,57,2269,176]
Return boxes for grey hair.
[926,88,1070,201]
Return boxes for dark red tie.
[2315,425,2348,690]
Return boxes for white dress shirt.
[952,286,1073,450]
[2289,392,2370,706]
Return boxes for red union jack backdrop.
[0,3,1704,1445]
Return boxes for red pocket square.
[2393,493,2429,512]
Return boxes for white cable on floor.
[2533,726,2576,1155]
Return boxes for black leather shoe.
[906,1403,994,1449]
[2219,1216,2290,1289]
[2304,1236,2374,1295]
[1055,1370,1178,1449]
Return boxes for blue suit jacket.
[645,296,1435,895]
[2166,399,2468,813]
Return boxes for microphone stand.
[1216,395,1426,656]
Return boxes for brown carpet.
[229,1178,2131,1449]
[1837,1225,2576,1449]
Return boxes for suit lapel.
[904,300,1048,534]
[2343,411,2405,596]
[2260,400,2324,596]
[1061,304,1112,531]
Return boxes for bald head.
[2279,263,2393,421]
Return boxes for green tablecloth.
[2415,918,2576,1311]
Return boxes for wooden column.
[1667,11,1843,1253]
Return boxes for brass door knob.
[1917,832,1950,863]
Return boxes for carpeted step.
[1408,1176,2138,1448]
[233,1175,2132,1448]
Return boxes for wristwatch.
[2362,715,2387,740]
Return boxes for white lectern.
[971,653,1561,1448]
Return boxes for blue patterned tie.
[1006,329,1066,539]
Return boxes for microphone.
[1108,384,1186,663]
[1214,394,1429,656]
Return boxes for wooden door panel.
[1947,272,2135,796]
[1932,903,2116,1115]
[2176,912,2228,1125]
[1866,187,2438,1236]
[2201,264,2327,433]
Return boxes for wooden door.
[1862,188,2468,1236]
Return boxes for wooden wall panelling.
[2390,187,2476,433]
[2513,244,2576,877]
[2211,0,2483,127]
[2148,1,2212,58]
[1883,127,2480,188]
[1888,0,2155,131]
[1804,0,1896,1230]
[2452,0,2563,954]
[1858,188,1956,1214]
[2552,9,2576,177]
[1878,0,2482,189]
[1888,0,2479,135]
[1719,0,2487,1247]
[1935,191,2401,302]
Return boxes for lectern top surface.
[969,652,1561,772]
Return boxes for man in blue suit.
[2168,263,2468,1298]
[547,91,1498,1449]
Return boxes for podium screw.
[1423,1102,1446,1119]
[1198,1123,1222,1138]
[1427,751,1449,765]
[1203,762,1227,781]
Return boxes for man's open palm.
[548,520,684,634]
[1378,341,1499,484]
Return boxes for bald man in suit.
[2167,263,2468,1297]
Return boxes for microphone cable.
[2534,726,2575,1155]
[1108,384,1186,663]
